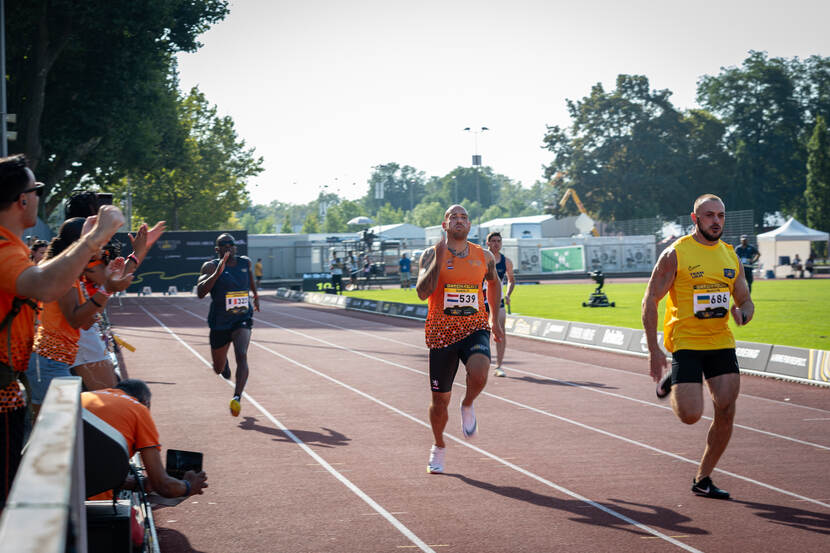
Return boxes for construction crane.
[559,188,599,236]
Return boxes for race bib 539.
[443,284,479,316]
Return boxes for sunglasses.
[22,182,46,198]
[217,240,235,247]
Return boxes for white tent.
[756,218,829,278]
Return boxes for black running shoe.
[691,476,730,500]
[221,361,231,379]
[655,371,672,399]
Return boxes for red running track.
[108,295,830,553]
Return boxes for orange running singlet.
[425,242,490,349]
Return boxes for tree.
[542,75,728,221]
[301,212,321,233]
[364,163,427,212]
[407,201,445,228]
[375,203,405,225]
[281,213,293,233]
[697,51,822,222]
[805,116,830,255]
[7,0,229,219]
[121,88,263,229]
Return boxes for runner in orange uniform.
[417,205,504,473]
[642,194,754,499]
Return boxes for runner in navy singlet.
[197,234,259,416]
[484,232,515,377]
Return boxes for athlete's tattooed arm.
[416,246,443,300]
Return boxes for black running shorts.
[428,329,491,393]
[670,348,739,385]
[209,318,253,350]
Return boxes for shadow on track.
[447,473,707,537]
[237,416,351,448]
[732,498,830,535]
[156,527,207,552]
[512,375,618,390]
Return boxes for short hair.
[64,190,101,219]
[215,233,235,246]
[115,379,152,405]
[486,231,502,242]
[444,204,467,221]
[693,194,724,214]
[45,217,86,260]
[0,154,32,209]
[30,239,48,252]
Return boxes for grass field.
[342,279,830,350]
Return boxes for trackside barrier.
[0,377,87,553]
[274,289,830,387]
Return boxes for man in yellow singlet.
[642,194,754,500]
[417,205,504,474]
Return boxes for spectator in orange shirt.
[25,218,134,419]
[82,379,208,499]
[0,154,126,506]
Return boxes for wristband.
[89,297,102,308]
[183,479,191,496]
[127,253,140,266]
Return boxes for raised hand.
[104,257,135,292]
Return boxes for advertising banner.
[113,230,247,294]
[540,245,585,273]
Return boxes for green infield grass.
[342,279,830,350]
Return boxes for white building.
[479,215,583,239]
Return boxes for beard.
[697,221,723,242]
[446,226,469,241]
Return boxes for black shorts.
[670,348,739,385]
[428,329,491,393]
[209,318,253,349]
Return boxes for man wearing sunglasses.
[0,154,126,506]
[197,233,259,417]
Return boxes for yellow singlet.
[663,234,740,352]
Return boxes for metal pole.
[1,0,8,157]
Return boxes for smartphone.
[165,449,203,479]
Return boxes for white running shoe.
[427,445,445,474]
[493,367,506,377]
[461,404,477,439]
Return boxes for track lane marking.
[166,299,830,511]
[163,304,711,551]
[137,304,436,553]
[256,300,830,450]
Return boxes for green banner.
[541,246,585,273]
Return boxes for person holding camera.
[83,379,208,499]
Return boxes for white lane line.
[137,304,436,553]
[167,305,704,552]
[169,300,830,509]
[256,301,830,451]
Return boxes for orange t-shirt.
[81,388,161,456]
[0,226,37,413]
[425,242,491,349]
[82,388,161,500]
[34,282,83,364]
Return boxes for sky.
[176,0,830,207]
